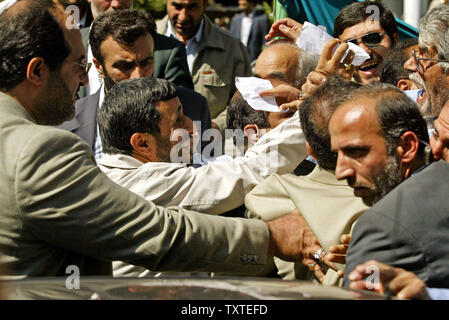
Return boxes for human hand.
[348,260,430,300]
[301,39,355,99]
[265,18,302,44]
[258,83,302,112]
[328,234,351,278]
[265,209,337,283]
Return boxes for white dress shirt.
[166,19,204,73]
[98,111,307,214]
[240,11,254,47]
[93,85,105,161]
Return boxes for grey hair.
[418,5,449,73]
[295,47,318,89]
[264,40,318,89]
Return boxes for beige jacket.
[157,15,252,131]
[0,92,270,278]
[245,166,369,286]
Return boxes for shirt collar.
[167,17,204,44]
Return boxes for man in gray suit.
[58,9,210,161]
[326,84,441,287]
[0,0,315,279]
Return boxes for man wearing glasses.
[404,5,449,124]
[333,0,398,85]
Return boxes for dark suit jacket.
[77,30,193,99]
[230,10,270,62]
[343,160,449,288]
[59,86,211,151]
[153,33,193,90]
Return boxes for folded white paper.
[404,89,423,103]
[296,22,370,66]
[235,77,282,113]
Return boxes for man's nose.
[404,55,418,72]
[335,155,355,181]
[129,67,145,79]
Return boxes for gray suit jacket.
[230,11,270,62]
[58,86,211,151]
[344,160,449,288]
[0,92,269,278]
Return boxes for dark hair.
[379,49,408,86]
[333,0,398,46]
[98,78,178,155]
[394,37,418,51]
[227,91,270,151]
[0,2,70,91]
[351,83,429,159]
[90,9,157,64]
[299,76,361,170]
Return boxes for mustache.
[347,177,373,190]
[409,72,426,89]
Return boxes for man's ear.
[244,124,259,146]
[397,79,412,91]
[93,57,104,79]
[130,133,153,155]
[396,131,419,165]
[306,141,317,160]
[26,57,49,87]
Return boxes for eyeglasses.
[345,32,386,48]
[71,58,92,76]
[412,49,449,73]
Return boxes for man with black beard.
[329,83,430,207]
[58,9,210,161]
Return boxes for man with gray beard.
[329,83,430,207]
[404,5,449,132]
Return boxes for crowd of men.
[0,0,449,300]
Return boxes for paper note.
[235,77,282,113]
[296,22,370,66]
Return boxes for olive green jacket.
[0,92,270,278]
[157,15,252,131]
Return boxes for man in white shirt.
[230,0,271,62]
[97,77,308,277]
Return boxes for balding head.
[330,83,429,206]
[254,41,317,89]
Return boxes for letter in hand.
[265,18,302,45]
[258,83,302,112]
[301,39,355,99]
[265,209,337,283]
[348,260,430,300]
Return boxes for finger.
[340,234,352,245]
[342,49,355,66]
[320,253,338,271]
[327,253,346,264]
[337,269,345,278]
[329,244,348,255]
[307,71,327,86]
[278,24,299,41]
[388,272,427,300]
[279,100,301,112]
[316,39,340,70]
[312,264,326,283]
[327,42,350,71]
